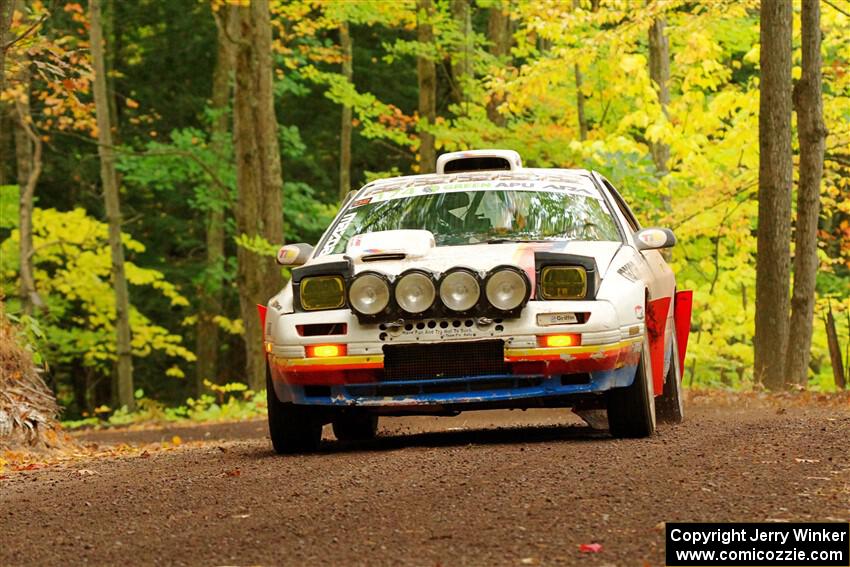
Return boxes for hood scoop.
[361,252,407,262]
[347,229,435,263]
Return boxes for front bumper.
[268,337,642,409]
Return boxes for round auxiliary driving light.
[395,271,436,314]
[348,273,390,315]
[439,270,480,312]
[485,267,528,311]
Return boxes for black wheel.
[266,367,323,454]
[656,334,685,424]
[606,337,656,438]
[332,412,379,442]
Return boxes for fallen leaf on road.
[171,435,182,446]
[579,543,603,553]
[77,469,98,476]
[520,558,538,565]
[795,458,820,463]
[139,450,150,459]
[225,468,241,477]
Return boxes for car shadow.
[311,422,611,455]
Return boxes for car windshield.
[318,182,621,255]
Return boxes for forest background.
[0,0,848,425]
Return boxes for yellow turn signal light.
[538,334,581,348]
[306,344,347,358]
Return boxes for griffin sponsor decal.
[537,312,579,326]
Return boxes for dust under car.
[261,149,693,453]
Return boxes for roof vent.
[436,149,522,174]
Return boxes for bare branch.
[2,13,47,52]
[822,0,850,18]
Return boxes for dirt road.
[1,400,848,566]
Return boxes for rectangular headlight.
[539,266,587,300]
[300,275,346,311]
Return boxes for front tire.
[606,337,656,438]
[266,366,323,454]
[656,334,685,424]
[332,412,379,442]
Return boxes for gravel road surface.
[1,402,848,566]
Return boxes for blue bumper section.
[275,365,638,408]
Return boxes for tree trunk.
[0,0,12,95]
[195,3,237,395]
[90,0,135,410]
[574,65,587,141]
[338,20,352,200]
[755,0,793,390]
[824,303,846,390]
[486,1,510,126]
[15,91,43,316]
[450,0,472,105]
[12,0,42,315]
[104,0,120,142]
[233,0,284,392]
[648,10,671,210]
[786,0,826,387]
[417,0,436,174]
[0,109,11,185]
[573,0,587,141]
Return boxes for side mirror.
[277,243,314,266]
[635,227,676,251]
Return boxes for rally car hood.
[308,230,623,280]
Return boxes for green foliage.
[0,185,18,230]
[61,383,267,430]
[0,207,195,383]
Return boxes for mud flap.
[674,290,693,374]
[646,297,671,395]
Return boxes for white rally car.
[261,150,692,453]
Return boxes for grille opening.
[560,373,592,385]
[382,340,507,381]
[304,385,331,398]
[297,323,347,337]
